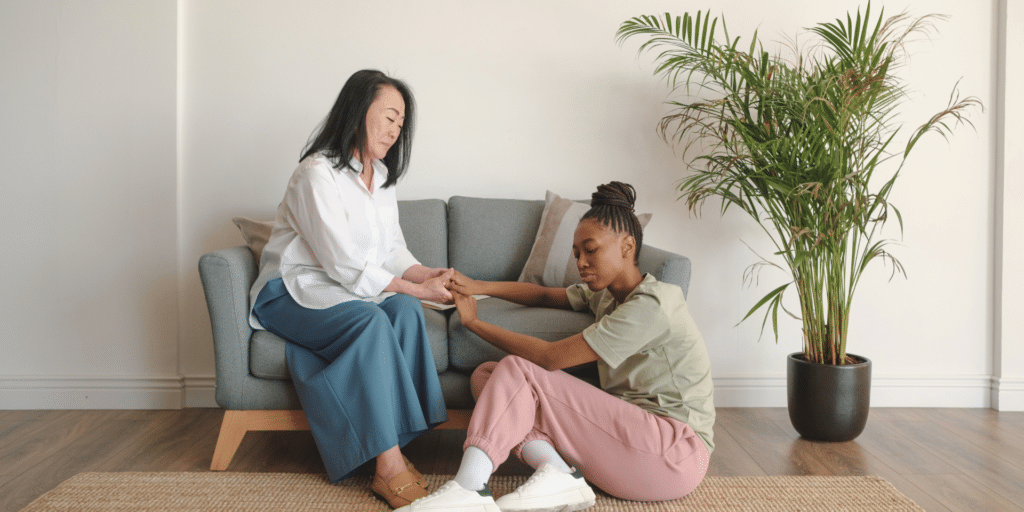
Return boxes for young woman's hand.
[448,270,486,296]
[452,289,479,327]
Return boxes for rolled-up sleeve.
[286,165,396,298]
[384,247,420,279]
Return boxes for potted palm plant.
[617,4,979,441]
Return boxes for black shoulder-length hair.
[300,69,415,189]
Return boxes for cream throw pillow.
[231,217,274,262]
[518,191,652,287]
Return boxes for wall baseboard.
[0,375,187,409]
[993,376,1024,411]
[0,373,1001,409]
[710,374,994,408]
[0,375,221,409]
[183,375,218,408]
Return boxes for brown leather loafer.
[372,469,429,508]
[402,455,427,488]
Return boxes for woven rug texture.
[21,472,924,511]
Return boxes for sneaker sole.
[408,503,500,512]
[499,501,595,512]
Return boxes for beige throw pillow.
[519,191,652,287]
[231,217,274,262]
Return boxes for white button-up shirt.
[249,153,420,329]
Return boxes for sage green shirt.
[566,274,715,453]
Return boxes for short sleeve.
[582,292,669,369]
[565,283,592,313]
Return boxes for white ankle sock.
[520,440,573,474]
[454,446,493,492]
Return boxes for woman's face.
[363,85,405,161]
[573,218,635,291]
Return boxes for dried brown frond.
[788,226,813,249]
[879,10,948,69]
[794,182,824,198]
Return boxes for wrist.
[413,281,431,300]
[389,277,424,299]
[462,315,481,331]
[473,280,491,296]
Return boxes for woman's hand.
[419,271,454,304]
[448,270,486,296]
[402,265,453,285]
[451,289,479,327]
[426,267,453,280]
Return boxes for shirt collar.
[620,273,657,304]
[346,156,386,175]
[344,156,386,194]
[346,156,364,174]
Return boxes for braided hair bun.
[581,181,643,264]
[589,181,636,211]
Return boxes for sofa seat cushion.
[448,298,595,372]
[249,306,450,379]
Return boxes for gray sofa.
[199,196,691,470]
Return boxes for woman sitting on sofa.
[397,182,715,512]
[248,69,451,508]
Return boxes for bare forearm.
[462,317,557,369]
[452,289,597,371]
[401,264,437,284]
[384,276,424,298]
[476,281,571,309]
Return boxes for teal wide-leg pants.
[252,278,448,483]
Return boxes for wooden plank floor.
[1,408,1022,512]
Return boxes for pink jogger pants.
[464,355,710,502]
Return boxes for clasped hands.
[419,268,483,324]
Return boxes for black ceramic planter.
[787,352,871,442]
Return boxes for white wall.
[0,0,179,408]
[3,0,1013,409]
[995,0,1024,410]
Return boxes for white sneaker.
[494,463,596,512]
[394,480,500,512]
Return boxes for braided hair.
[580,182,643,265]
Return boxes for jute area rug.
[21,472,924,511]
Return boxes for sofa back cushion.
[398,199,448,269]
[447,196,545,281]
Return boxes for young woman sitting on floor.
[396,181,715,512]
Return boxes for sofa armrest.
[199,246,258,409]
[639,245,692,299]
[200,245,302,410]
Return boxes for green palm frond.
[618,3,981,364]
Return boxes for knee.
[496,354,537,374]
[387,294,427,321]
[470,361,500,402]
[354,306,393,336]
[485,355,542,384]
[391,293,423,310]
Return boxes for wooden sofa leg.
[210,408,469,471]
[210,410,309,470]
